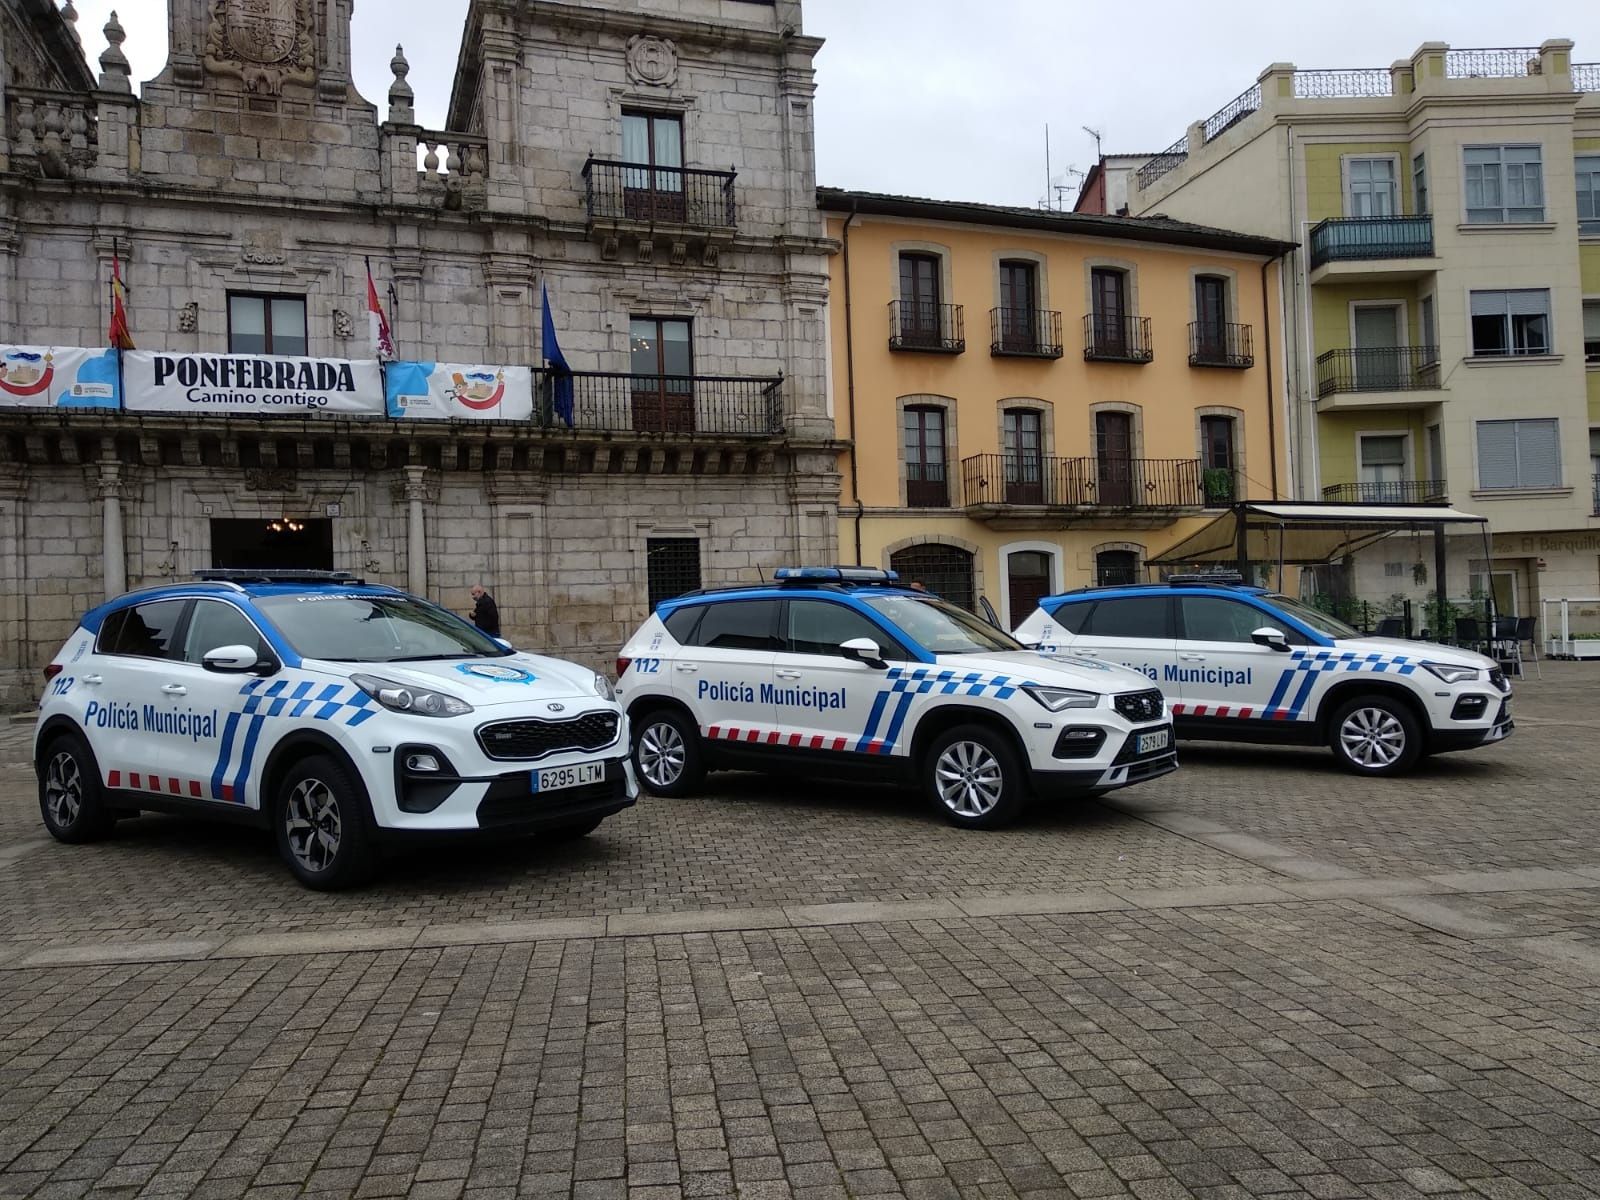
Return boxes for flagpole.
[111,237,126,411]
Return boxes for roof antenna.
[1082,125,1103,161]
[756,564,766,583]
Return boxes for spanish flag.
[108,245,134,351]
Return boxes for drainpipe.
[1260,258,1280,500]
[842,201,864,564]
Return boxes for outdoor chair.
[1454,617,1485,654]
[1489,616,1532,679]
[1374,616,1405,638]
[1511,615,1542,679]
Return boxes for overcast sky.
[67,0,1596,208]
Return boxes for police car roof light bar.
[194,569,367,585]
[1165,571,1247,586]
[773,566,900,585]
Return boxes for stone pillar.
[403,465,429,598]
[97,461,126,599]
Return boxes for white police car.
[615,567,1176,829]
[1013,578,1513,776]
[35,570,637,889]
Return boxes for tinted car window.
[98,599,188,659]
[689,600,782,651]
[786,599,903,659]
[1045,601,1093,635]
[1180,596,1294,643]
[1080,596,1173,639]
[662,605,704,644]
[253,594,507,662]
[182,600,266,663]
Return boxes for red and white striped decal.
[106,769,205,798]
[706,724,854,753]
[1170,702,1257,719]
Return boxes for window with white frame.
[1345,157,1398,217]
[1476,419,1561,490]
[1412,153,1428,215]
[1469,289,1551,357]
[1419,294,1438,361]
[1464,145,1544,223]
[1358,434,1407,502]
[1577,156,1600,236]
[1586,300,1600,364]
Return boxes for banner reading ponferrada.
[0,346,121,409]
[123,351,385,416]
[384,362,534,421]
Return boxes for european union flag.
[540,283,574,428]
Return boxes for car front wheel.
[924,724,1028,830]
[631,709,705,797]
[38,733,114,843]
[1328,695,1422,776]
[275,755,376,890]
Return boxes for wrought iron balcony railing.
[1083,314,1153,363]
[906,463,950,508]
[581,158,737,229]
[533,369,782,435]
[1316,347,1442,397]
[989,308,1063,358]
[1189,322,1253,369]
[1309,215,1434,269]
[1322,481,1448,504]
[1593,473,1600,516]
[961,454,1205,510]
[889,301,964,353]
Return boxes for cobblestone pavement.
[1,665,1599,1197]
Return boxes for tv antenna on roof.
[1083,126,1103,160]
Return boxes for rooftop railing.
[1292,69,1393,98]
[1445,47,1541,78]
[1573,63,1600,91]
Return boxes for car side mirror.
[493,637,513,651]
[839,637,888,669]
[1251,627,1290,652]
[202,644,266,673]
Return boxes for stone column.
[403,465,429,598]
[97,461,126,598]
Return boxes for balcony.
[533,370,782,436]
[1308,216,1435,283]
[889,301,965,354]
[1083,314,1153,363]
[1321,481,1448,504]
[581,158,737,260]
[1315,347,1443,411]
[1594,474,1600,516]
[961,454,1206,528]
[989,308,1063,358]
[1189,322,1253,369]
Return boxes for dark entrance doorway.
[211,518,334,571]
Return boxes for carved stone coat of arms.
[204,0,316,95]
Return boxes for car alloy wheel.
[284,776,343,875]
[43,751,83,828]
[1338,706,1406,769]
[934,739,1005,818]
[637,720,687,789]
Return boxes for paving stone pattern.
[1,666,1599,1196]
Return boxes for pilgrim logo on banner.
[384,362,534,421]
[0,346,121,409]
[122,351,385,415]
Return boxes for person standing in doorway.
[470,584,501,638]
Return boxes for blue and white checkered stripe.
[855,668,1037,755]
[1263,649,1419,722]
[209,677,378,804]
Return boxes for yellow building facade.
[820,190,1293,628]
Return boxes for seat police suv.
[1013,577,1513,776]
[615,567,1176,829]
[34,570,637,889]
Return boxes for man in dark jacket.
[469,584,501,637]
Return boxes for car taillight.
[43,663,63,682]
[616,657,632,677]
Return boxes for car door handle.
[775,669,803,680]
[1179,653,1207,662]
[1074,650,1099,657]
[80,674,103,686]
[675,664,699,673]
[161,684,188,695]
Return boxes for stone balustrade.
[6,87,98,179]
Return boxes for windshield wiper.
[383,653,468,662]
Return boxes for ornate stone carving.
[178,302,198,333]
[624,35,678,87]
[241,231,287,264]
[244,468,299,492]
[332,309,354,339]
[204,0,317,95]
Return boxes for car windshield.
[863,594,1022,655]
[255,593,510,662]
[1267,595,1359,639]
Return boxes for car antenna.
[756,565,766,583]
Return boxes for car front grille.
[1113,689,1165,723]
[475,712,622,761]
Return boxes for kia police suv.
[1013,578,1512,776]
[35,571,637,889]
[615,567,1177,830]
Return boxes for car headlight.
[1022,685,1101,712]
[593,673,614,701]
[350,673,474,717]
[1421,661,1481,685]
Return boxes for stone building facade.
[0,0,837,706]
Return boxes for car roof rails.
[193,569,367,586]
[1163,571,1248,587]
